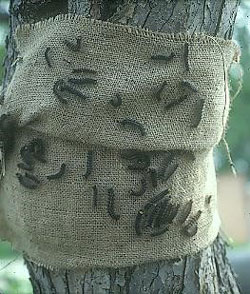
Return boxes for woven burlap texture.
[0,14,239,270]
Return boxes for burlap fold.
[0,14,239,270]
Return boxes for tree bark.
[3,0,241,293]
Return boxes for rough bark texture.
[2,0,241,293]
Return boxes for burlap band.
[0,14,239,270]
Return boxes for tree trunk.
[3,0,241,293]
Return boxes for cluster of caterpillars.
[46,38,204,137]
[121,149,201,237]
[0,37,208,240]
[135,188,202,238]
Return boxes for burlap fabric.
[0,14,239,270]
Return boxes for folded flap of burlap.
[0,15,239,271]
[2,14,239,152]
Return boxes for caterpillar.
[118,118,146,136]
[44,47,52,68]
[67,78,97,85]
[110,93,122,108]
[46,163,66,180]
[135,210,144,236]
[152,198,171,228]
[158,151,174,178]
[177,200,193,224]
[92,185,98,208]
[181,80,198,93]
[160,203,180,225]
[130,178,147,196]
[151,52,175,62]
[155,81,167,101]
[72,68,97,74]
[162,163,178,182]
[147,202,162,228]
[182,210,202,237]
[83,151,93,179]
[16,173,39,189]
[53,79,68,104]
[107,187,120,221]
[64,37,82,52]
[62,83,88,100]
[184,42,190,71]
[164,95,188,111]
[191,99,205,128]
[143,188,170,212]
[148,168,158,188]
[205,195,212,206]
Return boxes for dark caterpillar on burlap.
[184,42,190,71]
[191,99,205,128]
[151,52,175,62]
[72,68,97,74]
[107,188,120,221]
[177,200,193,224]
[182,210,202,237]
[44,47,52,67]
[46,163,66,180]
[155,81,167,101]
[118,118,146,136]
[83,151,93,179]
